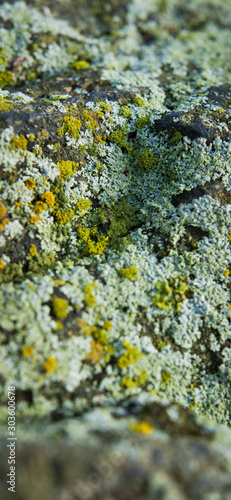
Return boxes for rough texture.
[1,0,231,498]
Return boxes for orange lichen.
[30,215,42,223]
[0,259,6,269]
[85,339,104,364]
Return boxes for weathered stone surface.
[1,0,231,498]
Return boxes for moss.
[56,116,82,139]
[11,134,28,150]
[71,60,90,70]
[136,150,159,170]
[52,297,69,319]
[0,70,13,89]
[119,266,139,280]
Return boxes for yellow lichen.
[56,116,82,139]
[84,283,97,307]
[54,209,74,224]
[11,134,28,150]
[41,192,56,207]
[33,201,48,214]
[224,269,230,277]
[137,150,159,169]
[55,321,63,330]
[117,341,143,369]
[52,297,69,319]
[82,109,98,131]
[0,70,13,88]
[85,235,109,255]
[71,60,90,70]
[119,266,139,280]
[0,202,7,218]
[77,227,90,242]
[76,198,92,214]
[30,216,42,223]
[0,259,6,269]
[29,244,38,256]
[103,320,112,330]
[43,356,57,373]
[57,160,79,180]
[0,218,9,230]
[22,346,34,357]
[25,178,36,190]
[129,421,154,434]
[0,98,12,111]
[28,134,36,142]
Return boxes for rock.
[0,0,231,498]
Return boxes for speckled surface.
[0,1,231,498]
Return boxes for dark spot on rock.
[172,179,231,207]
[155,111,216,140]
[206,84,231,108]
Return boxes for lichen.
[52,297,69,319]
[0,0,231,450]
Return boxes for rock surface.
[0,0,231,498]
